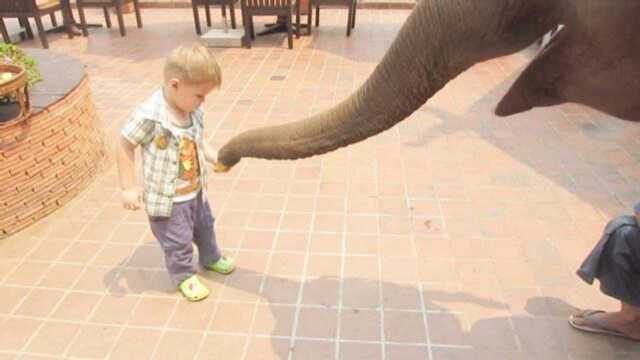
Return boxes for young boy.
[116,44,234,302]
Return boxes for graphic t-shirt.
[167,120,201,202]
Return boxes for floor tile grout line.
[13,195,111,358]
[400,141,434,360]
[372,142,387,359]
[286,165,323,359]
[104,226,168,360]
[238,47,298,360]
[193,46,277,360]
[58,206,148,359]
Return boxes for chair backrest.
[0,0,39,14]
[242,0,292,12]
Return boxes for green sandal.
[178,275,210,302]
[205,256,236,274]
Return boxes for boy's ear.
[168,78,180,89]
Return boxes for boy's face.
[168,79,216,113]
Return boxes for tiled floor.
[2,7,640,360]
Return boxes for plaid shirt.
[121,89,208,217]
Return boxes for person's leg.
[192,192,222,267]
[149,202,197,286]
[193,192,234,274]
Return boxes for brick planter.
[0,52,105,239]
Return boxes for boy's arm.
[116,136,142,210]
[202,140,218,164]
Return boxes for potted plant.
[0,44,40,122]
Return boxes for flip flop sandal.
[569,309,636,340]
[178,275,210,302]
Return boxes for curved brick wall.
[0,77,105,238]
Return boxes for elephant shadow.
[199,267,511,359]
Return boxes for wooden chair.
[0,0,72,49]
[241,0,300,49]
[76,0,142,37]
[191,0,238,35]
[307,0,356,36]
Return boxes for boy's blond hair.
[164,44,222,86]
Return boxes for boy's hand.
[121,188,143,210]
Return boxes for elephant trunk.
[216,0,563,169]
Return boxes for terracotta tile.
[26,321,80,355]
[37,263,84,289]
[261,276,300,304]
[0,237,39,260]
[59,241,103,263]
[306,255,341,278]
[268,253,306,277]
[315,196,345,213]
[92,244,136,266]
[0,317,41,351]
[0,286,30,315]
[512,316,565,352]
[29,240,71,261]
[77,220,119,241]
[47,221,89,240]
[89,295,139,325]
[209,302,255,333]
[296,307,338,339]
[110,328,162,360]
[244,337,290,360]
[302,277,340,307]
[235,251,269,274]
[280,213,313,231]
[380,235,416,257]
[154,330,203,360]
[339,342,382,360]
[257,194,287,212]
[51,292,102,322]
[14,288,65,317]
[220,274,262,302]
[427,313,469,345]
[342,278,381,309]
[345,215,379,234]
[418,258,458,283]
[73,266,117,292]
[66,324,120,359]
[343,257,379,280]
[381,257,419,282]
[4,262,49,286]
[384,310,426,343]
[309,232,342,253]
[109,223,149,244]
[291,339,335,360]
[252,304,295,336]
[242,230,276,250]
[275,232,309,252]
[248,211,281,230]
[0,260,19,282]
[431,348,476,360]
[344,234,380,255]
[129,297,176,327]
[467,316,519,351]
[197,334,246,360]
[385,345,430,360]
[285,196,316,213]
[312,213,345,233]
[382,281,422,310]
[340,308,381,341]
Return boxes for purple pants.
[149,191,221,285]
